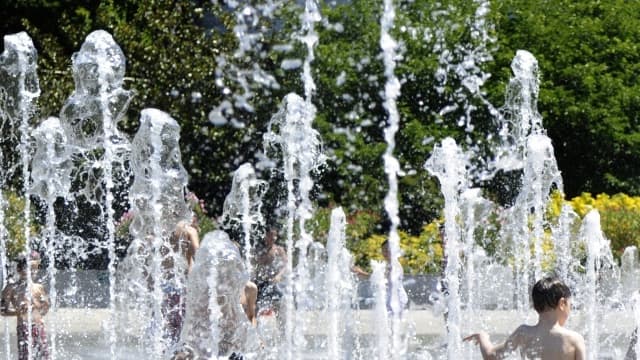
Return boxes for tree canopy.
[2,0,640,242]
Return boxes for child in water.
[1,252,50,360]
[464,276,585,360]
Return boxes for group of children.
[1,247,639,359]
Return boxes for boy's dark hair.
[531,276,571,313]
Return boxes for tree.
[5,0,640,256]
[313,0,496,233]
[489,0,640,197]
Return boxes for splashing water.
[220,162,268,273]
[580,210,617,360]
[507,134,562,308]
[325,207,357,358]
[425,137,469,358]
[59,30,133,357]
[263,92,324,359]
[179,230,255,358]
[209,0,281,127]
[121,108,191,356]
[0,31,40,360]
[493,49,543,172]
[490,50,563,310]
[552,204,581,291]
[300,0,321,102]
[29,117,72,357]
[379,0,408,356]
[632,291,640,359]
[433,0,497,133]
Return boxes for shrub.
[2,191,41,260]
[306,207,332,244]
[307,206,381,248]
[185,192,216,235]
[568,192,640,259]
[352,224,443,274]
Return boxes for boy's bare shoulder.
[513,323,536,335]
[561,327,586,359]
[561,327,585,344]
[506,323,536,344]
[553,325,581,337]
[552,326,585,352]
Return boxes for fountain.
[262,92,325,359]
[57,30,134,357]
[425,137,469,357]
[29,116,72,358]
[117,108,193,357]
[219,162,268,274]
[0,31,40,360]
[0,2,638,360]
[380,0,410,357]
[179,230,256,358]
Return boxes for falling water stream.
[379,0,407,356]
[57,30,134,357]
[425,138,468,358]
[0,31,40,360]
[263,92,324,359]
[221,163,267,274]
[30,116,73,358]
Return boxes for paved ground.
[0,307,634,333]
[0,308,634,359]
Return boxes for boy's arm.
[464,331,497,359]
[464,327,522,360]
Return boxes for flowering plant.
[115,209,135,240]
[186,191,216,234]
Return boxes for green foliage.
[352,224,443,274]
[313,0,490,233]
[490,0,640,197]
[307,206,380,246]
[2,191,40,260]
[5,0,640,270]
[186,192,217,235]
[345,210,381,245]
[0,0,503,240]
[306,206,332,243]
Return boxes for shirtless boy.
[464,276,585,360]
[1,253,50,360]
